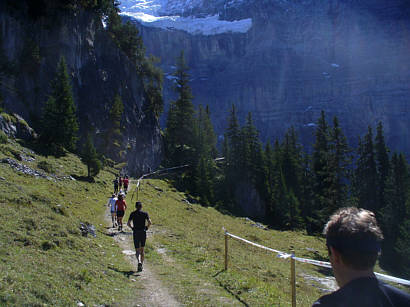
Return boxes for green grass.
[0,136,330,306]
[129,179,332,306]
[1,137,407,306]
[0,131,7,144]
[0,139,140,306]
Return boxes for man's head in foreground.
[324,207,383,287]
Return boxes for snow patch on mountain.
[119,0,252,35]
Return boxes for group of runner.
[107,176,152,272]
[107,192,127,231]
[113,176,129,194]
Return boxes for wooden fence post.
[291,249,296,307]
[224,230,228,271]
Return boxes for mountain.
[0,1,162,176]
[121,0,410,155]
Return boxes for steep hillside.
[123,0,410,155]
[0,1,162,175]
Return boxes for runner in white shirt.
[107,194,118,228]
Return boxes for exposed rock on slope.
[0,2,162,176]
[0,113,37,141]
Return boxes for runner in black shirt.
[312,207,410,307]
[127,201,152,272]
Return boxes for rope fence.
[223,228,410,306]
[128,158,225,201]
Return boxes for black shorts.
[133,230,147,248]
[117,210,125,217]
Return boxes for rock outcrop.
[0,2,162,176]
[129,0,410,155]
[0,113,37,141]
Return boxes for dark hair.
[135,201,142,209]
[324,207,384,270]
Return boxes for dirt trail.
[104,206,180,307]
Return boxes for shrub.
[78,269,92,284]
[37,160,55,173]
[102,157,115,168]
[41,240,55,251]
[0,130,7,144]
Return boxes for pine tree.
[273,170,291,228]
[191,105,217,203]
[265,139,282,226]
[225,104,242,170]
[41,96,59,147]
[266,128,304,230]
[193,105,216,161]
[300,152,313,231]
[380,153,409,273]
[164,51,195,166]
[395,215,410,277]
[281,127,303,199]
[81,134,102,178]
[41,56,78,152]
[375,121,390,213]
[241,112,259,180]
[253,142,268,200]
[194,157,214,204]
[309,111,332,233]
[328,116,351,211]
[355,126,378,212]
[107,9,145,66]
[105,94,124,156]
[308,112,350,233]
[204,105,218,159]
[142,56,164,119]
[220,104,242,208]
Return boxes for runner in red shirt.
[123,176,129,194]
[115,194,127,232]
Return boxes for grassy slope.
[1,138,405,306]
[0,140,138,306]
[0,137,331,306]
[0,138,331,306]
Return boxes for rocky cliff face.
[126,0,410,155]
[0,2,162,176]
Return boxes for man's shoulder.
[381,282,410,305]
[140,210,149,217]
[130,210,148,216]
[312,278,410,307]
[312,291,343,307]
